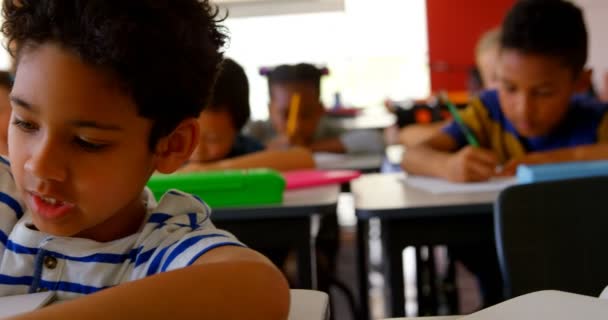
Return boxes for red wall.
[426,0,515,92]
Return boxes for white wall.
[575,0,608,94]
[223,0,430,120]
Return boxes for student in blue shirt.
[190,58,264,163]
[0,0,289,319]
[403,0,608,182]
[246,63,385,154]
[403,0,607,308]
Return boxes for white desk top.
[384,317,459,320]
[352,173,498,213]
[385,290,608,320]
[213,184,340,220]
[283,184,340,207]
[314,152,383,171]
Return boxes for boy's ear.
[154,118,200,174]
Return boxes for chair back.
[494,176,608,298]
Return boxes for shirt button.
[44,256,58,269]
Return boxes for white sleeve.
[0,156,26,264]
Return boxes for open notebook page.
[404,175,518,194]
[0,291,56,317]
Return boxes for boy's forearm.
[9,261,290,320]
[178,147,315,173]
[309,138,347,153]
[402,145,452,179]
[528,143,608,163]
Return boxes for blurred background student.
[396,27,502,148]
[180,58,314,173]
[246,63,385,154]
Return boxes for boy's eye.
[12,119,38,132]
[533,89,554,97]
[74,137,109,152]
[504,85,517,93]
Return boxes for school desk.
[352,173,499,319]
[326,108,397,131]
[212,184,340,289]
[384,290,608,320]
[314,152,383,173]
[384,317,458,320]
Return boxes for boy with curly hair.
[0,0,289,319]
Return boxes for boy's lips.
[27,191,76,220]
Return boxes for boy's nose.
[24,138,68,183]
[516,94,535,118]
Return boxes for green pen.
[440,91,480,147]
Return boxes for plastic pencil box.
[147,169,285,208]
[516,160,608,184]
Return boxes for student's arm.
[179,147,315,172]
[399,121,448,147]
[312,130,385,154]
[309,137,347,153]
[500,143,608,175]
[401,132,500,182]
[10,247,290,320]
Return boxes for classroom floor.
[331,193,483,320]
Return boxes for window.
[222,0,430,120]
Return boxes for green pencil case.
[147,169,285,208]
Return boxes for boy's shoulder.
[228,134,265,158]
[570,94,608,116]
[476,89,503,119]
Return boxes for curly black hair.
[207,58,250,131]
[2,0,227,149]
[501,0,587,76]
[263,63,328,93]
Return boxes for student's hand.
[499,152,552,176]
[266,135,291,150]
[445,146,499,182]
[497,159,520,176]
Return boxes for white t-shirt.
[0,160,242,301]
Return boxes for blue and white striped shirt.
[0,161,242,300]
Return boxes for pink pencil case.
[283,169,361,190]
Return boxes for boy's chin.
[29,218,80,238]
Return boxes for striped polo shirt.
[0,159,242,300]
[443,90,608,163]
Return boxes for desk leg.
[356,219,370,320]
[382,221,406,317]
[416,246,439,316]
[296,218,314,289]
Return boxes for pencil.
[286,93,301,139]
[440,91,480,147]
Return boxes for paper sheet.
[404,175,518,194]
[0,291,56,317]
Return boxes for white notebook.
[0,291,56,317]
[462,290,608,320]
[404,175,517,194]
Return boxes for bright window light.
[223,0,430,120]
